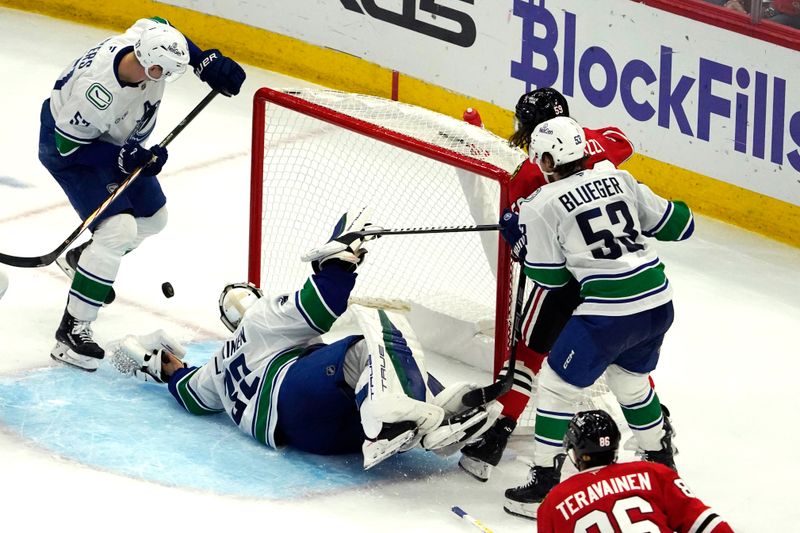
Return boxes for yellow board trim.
[4,0,798,247]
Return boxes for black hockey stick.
[461,248,528,408]
[0,89,219,268]
[354,223,501,238]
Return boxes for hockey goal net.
[249,87,615,429]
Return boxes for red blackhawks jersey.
[509,126,633,209]
[537,461,733,533]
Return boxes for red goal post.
[249,87,526,376]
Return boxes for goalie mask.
[219,282,263,332]
[134,23,189,82]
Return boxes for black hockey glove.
[118,142,169,177]
[499,208,526,262]
[194,49,246,96]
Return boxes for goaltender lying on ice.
[106,210,502,469]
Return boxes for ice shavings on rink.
[0,341,456,499]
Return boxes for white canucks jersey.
[48,18,167,155]
[168,270,354,449]
[518,167,694,316]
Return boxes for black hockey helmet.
[510,88,570,150]
[564,410,621,470]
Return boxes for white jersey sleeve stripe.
[644,201,673,236]
[173,368,224,415]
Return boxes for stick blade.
[0,251,57,268]
[460,379,513,408]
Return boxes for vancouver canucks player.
[500,116,693,519]
[40,17,245,371]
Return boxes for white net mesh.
[253,90,524,363]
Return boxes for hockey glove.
[194,49,246,96]
[108,330,186,383]
[118,142,169,177]
[304,230,372,273]
[499,208,526,262]
[301,208,381,273]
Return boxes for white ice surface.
[1,8,800,532]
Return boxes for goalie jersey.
[167,266,356,449]
[518,167,694,316]
[536,461,733,532]
[48,18,169,156]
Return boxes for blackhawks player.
[109,212,502,468]
[40,17,245,371]
[458,88,637,482]
[537,411,733,532]
[500,116,693,519]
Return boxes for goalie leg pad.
[351,305,442,438]
[357,389,444,440]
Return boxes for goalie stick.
[353,223,500,238]
[339,221,524,409]
[0,89,219,268]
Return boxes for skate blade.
[50,342,100,372]
[502,499,540,521]
[363,429,417,470]
[55,256,76,279]
[458,454,492,482]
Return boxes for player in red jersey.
[536,410,732,532]
[458,88,656,483]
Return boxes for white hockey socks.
[605,365,667,452]
[67,214,137,321]
[532,362,582,467]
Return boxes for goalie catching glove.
[108,330,187,383]
[301,207,381,273]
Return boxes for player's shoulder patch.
[85,83,113,110]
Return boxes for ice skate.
[51,309,105,372]
[458,416,516,482]
[503,455,564,520]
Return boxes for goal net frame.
[248,87,516,375]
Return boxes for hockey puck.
[161,282,174,298]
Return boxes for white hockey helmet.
[134,23,189,82]
[219,282,263,332]
[528,116,586,175]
